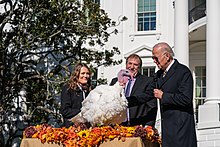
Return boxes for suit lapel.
[159,60,178,88]
[160,68,175,87]
[130,74,141,95]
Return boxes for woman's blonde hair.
[68,63,91,90]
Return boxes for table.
[20,138,160,147]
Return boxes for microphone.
[154,73,158,89]
[154,70,163,89]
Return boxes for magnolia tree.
[0,0,126,145]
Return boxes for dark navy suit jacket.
[153,59,197,147]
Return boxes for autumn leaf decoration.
[23,123,161,147]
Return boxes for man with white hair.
[152,42,197,147]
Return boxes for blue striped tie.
[125,79,131,97]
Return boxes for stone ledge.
[197,122,220,130]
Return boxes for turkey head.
[117,69,133,85]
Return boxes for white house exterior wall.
[2,0,220,146]
[99,0,175,83]
[100,0,220,147]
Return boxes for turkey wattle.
[71,69,133,126]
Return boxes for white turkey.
[71,69,133,126]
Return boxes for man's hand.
[153,89,163,99]
[119,82,126,87]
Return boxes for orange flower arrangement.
[23,123,161,147]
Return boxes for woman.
[60,63,91,128]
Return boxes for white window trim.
[133,0,160,35]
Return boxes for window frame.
[141,66,155,77]
[194,66,206,123]
[137,0,157,32]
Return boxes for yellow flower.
[77,130,90,138]
[126,127,135,134]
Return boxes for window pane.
[195,67,206,94]
[144,1,150,11]
[151,22,156,30]
[151,12,156,18]
[143,68,148,75]
[150,4,156,11]
[144,0,150,5]
[202,88,206,97]
[151,0,156,3]
[151,14,156,21]
[144,23,149,31]
[138,23,143,31]
[144,12,149,17]
[138,16,144,22]
[137,0,156,31]
[195,67,201,76]
[194,66,206,123]
[142,67,155,77]
[196,77,201,87]
[202,67,206,76]
[138,13,143,19]
[196,87,201,97]
[138,0,143,12]
[144,17,149,22]
[138,14,143,31]
[144,6,149,12]
[202,77,206,86]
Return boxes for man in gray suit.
[110,54,157,127]
[152,42,197,147]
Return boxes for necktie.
[163,70,167,78]
[125,79,132,124]
[125,79,131,97]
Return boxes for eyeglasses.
[152,53,166,62]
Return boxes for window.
[141,66,155,77]
[194,66,206,122]
[137,0,156,31]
